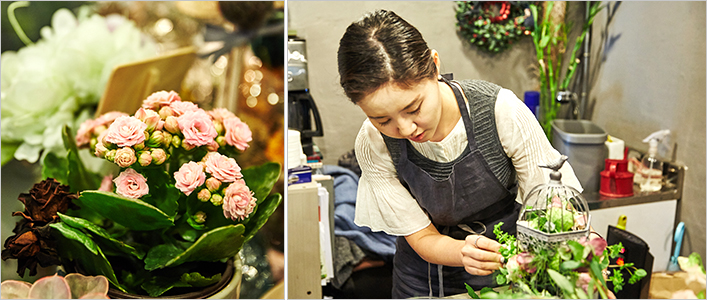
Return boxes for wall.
[289,1,706,258]
[589,1,706,258]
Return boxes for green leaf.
[495,272,507,285]
[567,240,584,260]
[629,269,648,284]
[1,141,21,166]
[242,193,282,245]
[612,269,625,292]
[50,222,124,292]
[77,191,174,231]
[241,162,281,205]
[140,168,180,218]
[560,260,582,271]
[140,275,191,297]
[144,244,185,271]
[465,283,479,299]
[547,269,576,297]
[590,260,607,286]
[41,151,69,185]
[62,125,101,193]
[144,225,245,270]
[180,272,222,287]
[540,35,550,48]
[57,213,144,259]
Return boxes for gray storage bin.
[551,120,607,193]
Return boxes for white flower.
[1,6,156,164]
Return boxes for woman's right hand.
[461,235,505,276]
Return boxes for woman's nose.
[398,118,417,137]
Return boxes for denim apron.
[389,78,521,298]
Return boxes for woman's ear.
[431,49,441,77]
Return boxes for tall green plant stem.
[530,2,604,139]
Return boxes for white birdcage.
[516,155,590,253]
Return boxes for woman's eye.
[409,106,421,115]
[379,120,391,126]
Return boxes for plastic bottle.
[639,130,670,192]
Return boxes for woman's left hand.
[461,235,504,276]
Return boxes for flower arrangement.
[1,3,156,166]
[2,91,282,297]
[466,222,647,299]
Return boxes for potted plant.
[529,1,604,140]
[2,91,282,298]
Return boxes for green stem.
[8,1,33,46]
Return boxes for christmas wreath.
[456,1,534,54]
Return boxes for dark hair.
[337,10,437,103]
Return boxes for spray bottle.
[639,129,670,192]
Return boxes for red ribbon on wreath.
[483,1,511,23]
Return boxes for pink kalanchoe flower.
[551,195,563,208]
[205,177,221,192]
[142,90,181,111]
[222,179,256,221]
[114,147,137,168]
[204,152,242,183]
[208,108,236,122]
[574,214,587,229]
[576,272,592,292]
[76,119,97,147]
[95,142,108,158]
[178,110,218,147]
[138,151,152,167]
[197,189,211,202]
[99,175,114,192]
[75,111,130,147]
[164,116,179,134]
[151,148,167,165]
[170,101,200,116]
[516,252,536,273]
[105,116,148,147]
[135,108,161,132]
[113,168,149,199]
[223,117,252,151]
[95,111,130,126]
[174,161,206,196]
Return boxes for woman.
[337,10,584,298]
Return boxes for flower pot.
[105,256,242,299]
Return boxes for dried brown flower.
[2,220,61,277]
[2,178,78,277]
[13,178,79,224]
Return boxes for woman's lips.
[410,132,425,142]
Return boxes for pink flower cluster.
[77,90,257,221]
[172,152,255,221]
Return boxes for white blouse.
[353,88,583,236]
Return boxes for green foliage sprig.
[468,222,647,299]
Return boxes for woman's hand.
[461,235,505,276]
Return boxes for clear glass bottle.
[639,139,663,192]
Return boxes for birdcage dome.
[516,155,590,252]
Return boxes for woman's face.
[358,78,446,143]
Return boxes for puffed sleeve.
[353,119,432,236]
[494,89,583,202]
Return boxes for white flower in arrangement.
[1,5,157,164]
